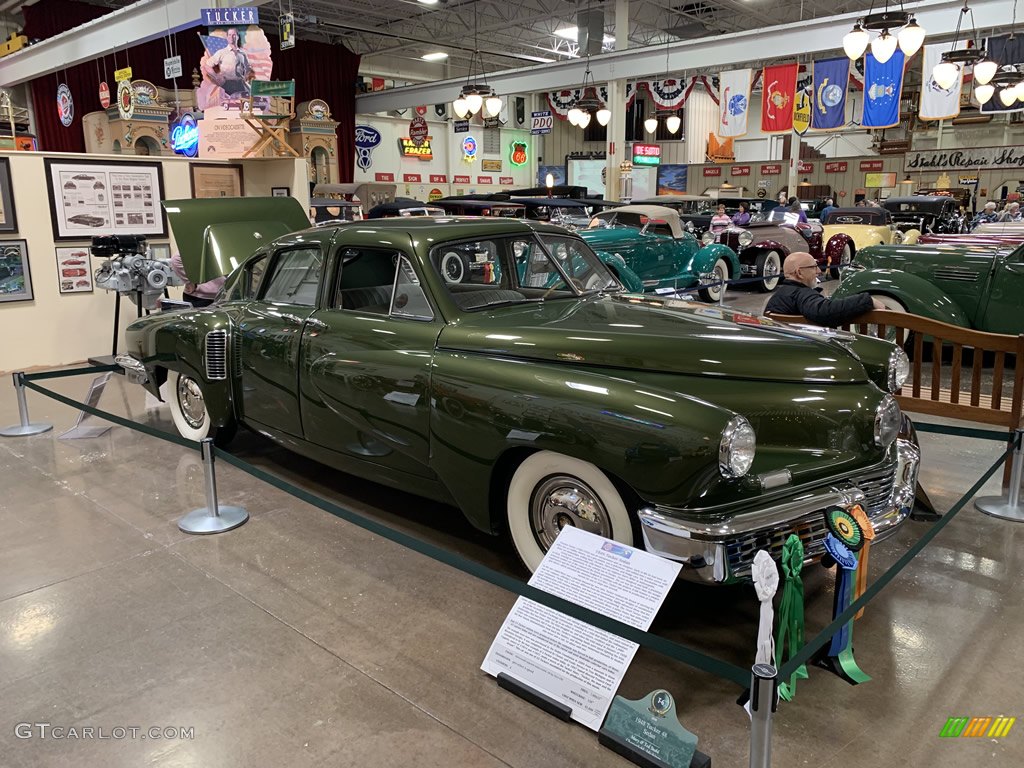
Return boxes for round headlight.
[738,230,754,247]
[701,231,715,245]
[719,415,756,478]
[887,347,909,392]
[874,394,901,447]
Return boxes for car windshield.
[428,233,621,312]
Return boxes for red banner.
[453,175,470,184]
[760,163,782,175]
[860,159,884,171]
[761,63,799,134]
[403,173,422,182]
[825,161,848,173]
[731,165,751,176]
[798,161,814,173]
[499,176,514,185]
[374,172,394,182]
[703,166,722,177]
[429,174,448,183]
[477,176,493,184]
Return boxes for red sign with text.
[374,172,395,182]
[403,173,422,183]
[798,161,814,173]
[453,175,471,184]
[760,164,782,175]
[703,166,722,177]
[499,176,514,185]
[825,161,848,173]
[429,174,447,183]
[731,165,751,177]
[632,143,661,158]
[860,160,884,172]
[477,176,493,184]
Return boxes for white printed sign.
[531,110,553,135]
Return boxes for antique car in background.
[833,239,1024,333]
[310,198,362,225]
[883,195,967,236]
[821,207,914,256]
[118,210,919,584]
[435,198,526,218]
[366,199,445,218]
[581,204,740,299]
[633,195,778,235]
[920,221,1024,246]
[510,197,591,229]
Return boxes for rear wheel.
[697,257,729,302]
[167,371,237,446]
[830,243,853,280]
[754,250,781,293]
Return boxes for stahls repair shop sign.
[905,147,1024,172]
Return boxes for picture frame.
[55,246,93,294]
[148,242,171,261]
[0,157,18,233]
[44,158,167,241]
[271,186,290,197]
[0,240,33,303]
[190,163,245,199]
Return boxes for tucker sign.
[905,147,1024,172]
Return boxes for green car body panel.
[123,216,918,583]
[834,241,1024,333]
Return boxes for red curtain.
[22,0,360,181]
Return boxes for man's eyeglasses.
[797,265,820,273]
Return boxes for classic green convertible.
[119,206,919,584]
[832,240,1024,333]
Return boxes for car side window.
[247,254,269,298]
[515,238,570,290]
[390,256,433,321]
[261,246,323,305]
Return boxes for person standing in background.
[819,197,836,221]
[731,202,751,226]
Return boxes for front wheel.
[829,243,853,280]
[754,250,781,293]
[867,294,907,343]
[506,451,635,572]
[167,370,237,446]
[697,257,729,302]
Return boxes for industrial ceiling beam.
[357,0,1014,112]
[0,0,273,87]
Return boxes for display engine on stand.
[92,234,183,310]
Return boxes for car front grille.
[205,329,228,380]
[933,266,980,283]
[726,460,896,579]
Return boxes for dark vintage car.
[633,195,778,235]
[882,196,967,236]
[310,198,362,225]
[833,239,1024,333]
[435,198,526,218]
[366,199,445,218]
[510,197,591,228]
[118,208,919,584]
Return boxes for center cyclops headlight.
[737,230,754,247]
[874,394,901,447]
[719,415,756,478]
[887,347,910,392]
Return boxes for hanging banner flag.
[919,44,963,120]
[980,34,1024,114]
[645,78,687,109]
[761,63,799,133]
[863,49,905,129]
[811,57,850,131]
[792,89,811,135]
[717,68,751,138]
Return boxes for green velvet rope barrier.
[775,535,807,701]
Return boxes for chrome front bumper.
[637,438,921,585]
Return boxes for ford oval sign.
[171,113,200,158]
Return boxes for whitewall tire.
[168,371,215,442]
[697,258,729,303]
[506,451,635,572]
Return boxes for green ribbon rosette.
[775,534,808,701]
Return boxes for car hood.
[856,241,1015,268]
[437,294,870,384]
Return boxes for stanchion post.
[0,372,53,437]
[748,663,778,768]
[178,438,249,534]
[975,428,1024,522]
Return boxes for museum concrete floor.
[1,289,1022,768]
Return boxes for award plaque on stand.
[599,689,711,768]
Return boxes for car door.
[978,246,1024,333]
[237,243,325,436]
[299,244,441,478]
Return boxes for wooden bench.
[769,310,1024,486]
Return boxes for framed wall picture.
[271,186,290,197]
[0,157,18,233]
[190,163,244,199]
[0,240,33,303]
[55,246,93,294]
[44,158,167,241]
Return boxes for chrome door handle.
[280,313,305,325]
[306,318,329,330]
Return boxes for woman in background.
[731,201,751,226]
[710,203,731,232]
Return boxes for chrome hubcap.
[764,254,780,283]
[177,376,206,430]
[530,475,610,551]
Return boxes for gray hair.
[984,201,997,210]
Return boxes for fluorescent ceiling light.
[421,52,448,61]
[417,0,439,5]
[553,26,615,44]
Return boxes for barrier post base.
[177,437,248,535]
[976,429,1024,524]
[1,372,53,437]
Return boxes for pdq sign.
[171,114,200,158]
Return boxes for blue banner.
[811,57,849,130]
[201,7,259,26]
[863,50,905,129]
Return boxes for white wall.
[0,151,307,373]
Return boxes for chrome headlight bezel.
[887,347,910,392]
[737,230,754,247]
[874,394,901,447]
[701,230,715,245]
[719,415,756,478]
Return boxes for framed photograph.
[44,158,167,241]
[0,240,32,303]
[55,246,93,294]
[190,163,244,199]
[0,157,18,233]
[148,242,171,260]
[271,186,290,197]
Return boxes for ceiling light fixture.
[420,51,448,61]
[566,54,606,130]
[451,5,502,119]
[843,2,925,62]
[931,2,992,93]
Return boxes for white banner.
[718,68,752,137]
[919,44,963,121]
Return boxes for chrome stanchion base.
[178,505,249,534]
[0,422,53,437]
[975,497,1024,523]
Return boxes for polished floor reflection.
[1,303,1021,767]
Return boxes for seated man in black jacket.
[765,252,883,327]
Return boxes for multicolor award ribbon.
[817,508,871,685]
[775,535,807,701]
[849,504,876,620]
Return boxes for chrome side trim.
[205,329,228,380]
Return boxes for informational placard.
[113,66,133,83]
[201,7,259,26]
[279,12,295,50]
[164,55,183,79]
[55,246,93,293]
[531,110,553,135]
[44,159,166,240]
[453,119,470,133]
[482,159,502,172]
[481,527,681,731]
[199,118,255,158]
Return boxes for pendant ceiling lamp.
[645,35,682,136]
[930,2,996,91]
[567,55,605,130]
[842,1,925,63]
[452,5,502,119]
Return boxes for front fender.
[595,249,645,292]
[691,243,741,279]
[902,228,921,244]
[746,239,791,263]
[833,269,971,327]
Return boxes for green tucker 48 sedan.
[118,209,920,584]
[832,240,1024,333]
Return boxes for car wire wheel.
[755,250,781,293]
[697,258,729,303]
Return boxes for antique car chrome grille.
[933,266,980,283]
[725,460,896,579]
[205,330,228,380]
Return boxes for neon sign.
[171,113,200,157]
[462,136,477,163]
[398,137,433,160]
[509,141,528,167]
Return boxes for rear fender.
[745,239,790,264]
[824,233,854,268]
[833,269,971,327]
[691,243,741,279]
